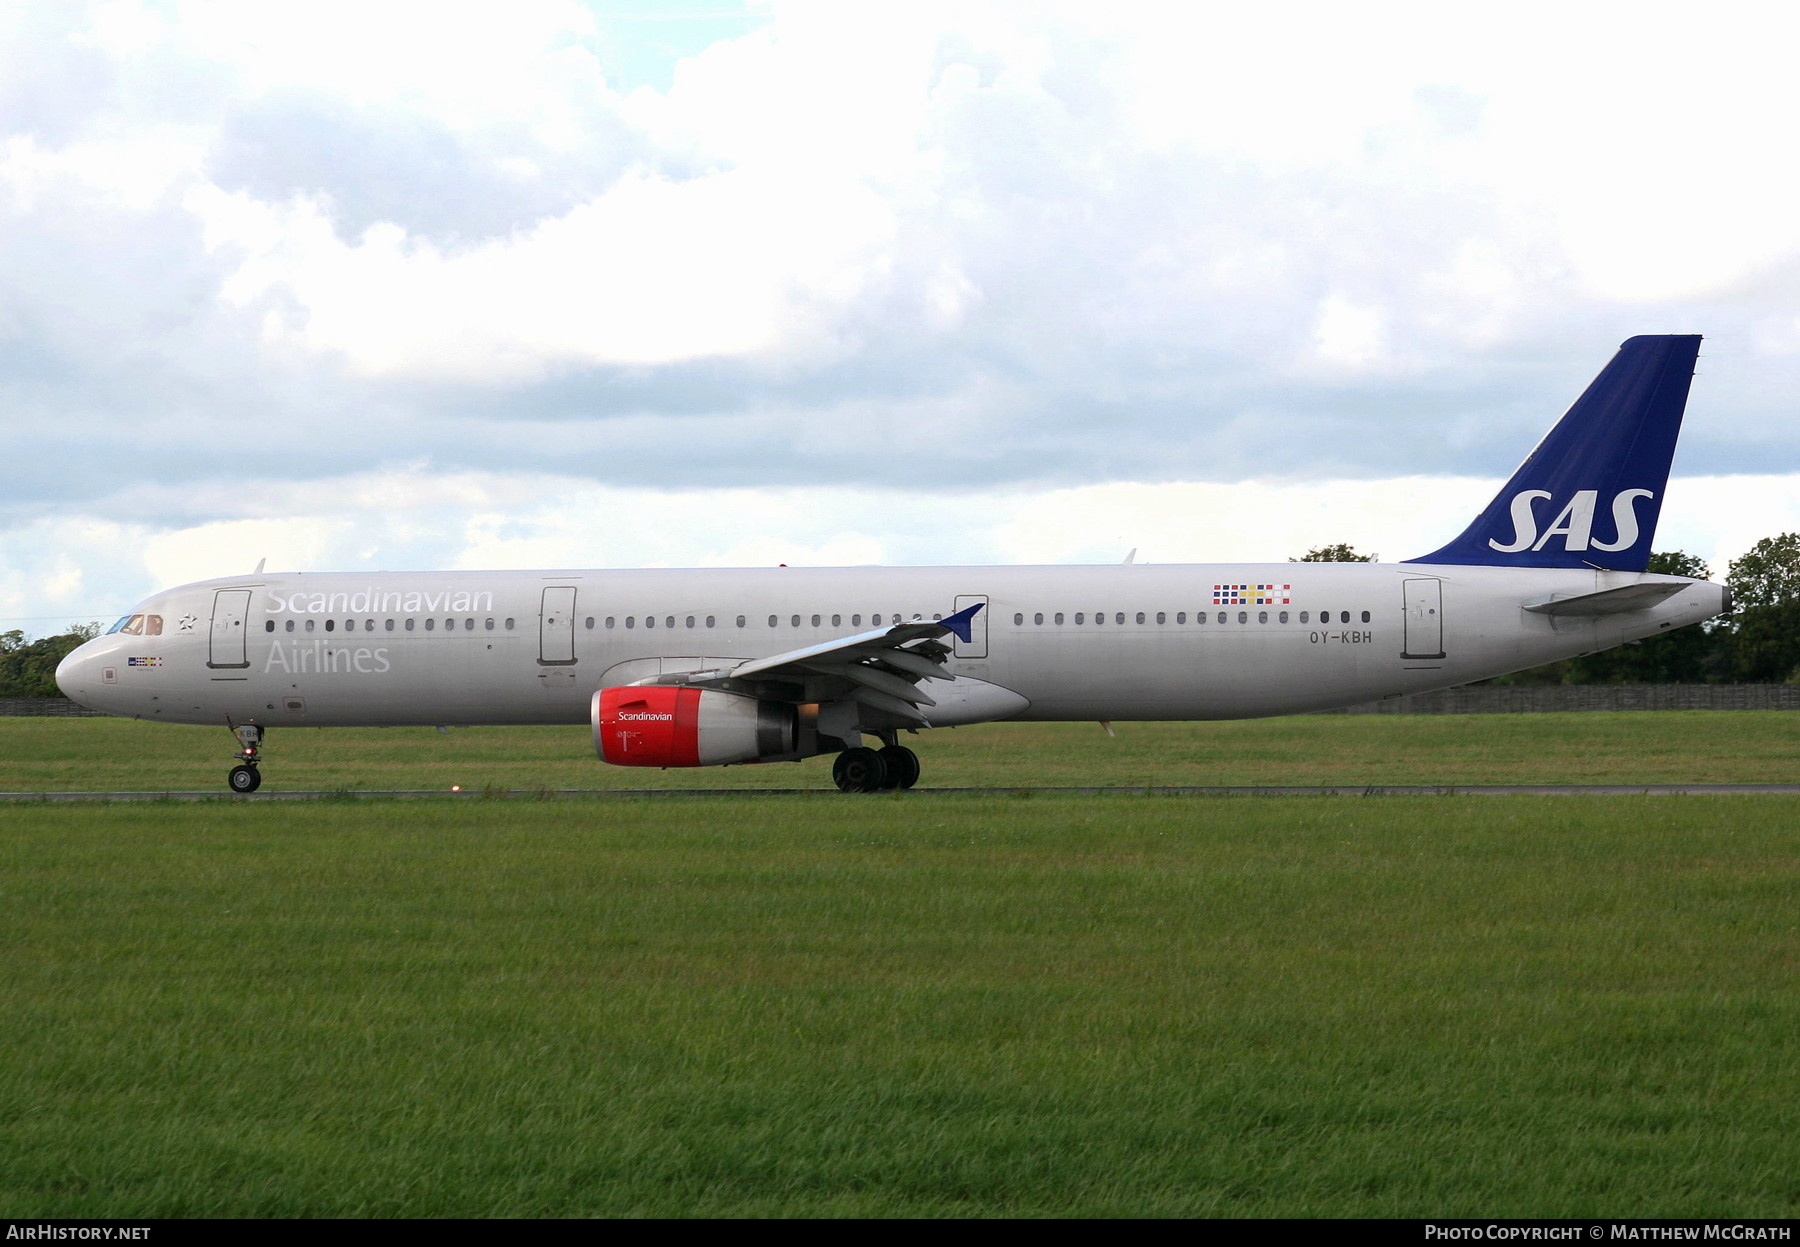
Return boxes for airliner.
[57,335,1727,793]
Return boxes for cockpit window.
[106,614,164,636]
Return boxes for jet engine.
[593,687,800,767]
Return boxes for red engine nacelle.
[593,686,800,767]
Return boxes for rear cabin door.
[207,589,251,669]
[539,586,577,665]
[953,594,989,660]
[1402,577,1446,660]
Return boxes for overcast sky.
[6,0,1800,632]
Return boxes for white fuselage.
[57,562,1726,730]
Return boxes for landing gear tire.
[228,764,262,794]
[876,745,920,790]
[833,747,888,793]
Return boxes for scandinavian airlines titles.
[265,587,496,615]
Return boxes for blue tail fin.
[1408,334,1701,571]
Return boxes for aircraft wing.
[629,602,984,725]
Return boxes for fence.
[0,698,109,717]
[1331,684,1800,714]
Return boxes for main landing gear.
[228,724,264,793]
[831,744,921,793]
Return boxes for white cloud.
[10,466,1798,637]
[7,0,1800,629]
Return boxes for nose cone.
[56,640,100,708]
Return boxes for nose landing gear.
[228,724,264,793]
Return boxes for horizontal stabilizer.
[1522,582,1690,616]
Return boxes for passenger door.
[1402,578,1445,660]
[207,589,251,669]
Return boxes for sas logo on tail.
[1489,488,1653,554]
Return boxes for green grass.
[6,710,1800,792]
[3,795,1798,1216]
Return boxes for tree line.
[7,536,1800,696]
[1,624,101,698]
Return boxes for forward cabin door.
[1402,577,1446,660]
[207,589,251,669]
[953,594,989,659]
[539,586,577,665]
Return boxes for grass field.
[3,717,1799,1217]
[6,709,1800,792]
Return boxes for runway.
[6,783,1800,801]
